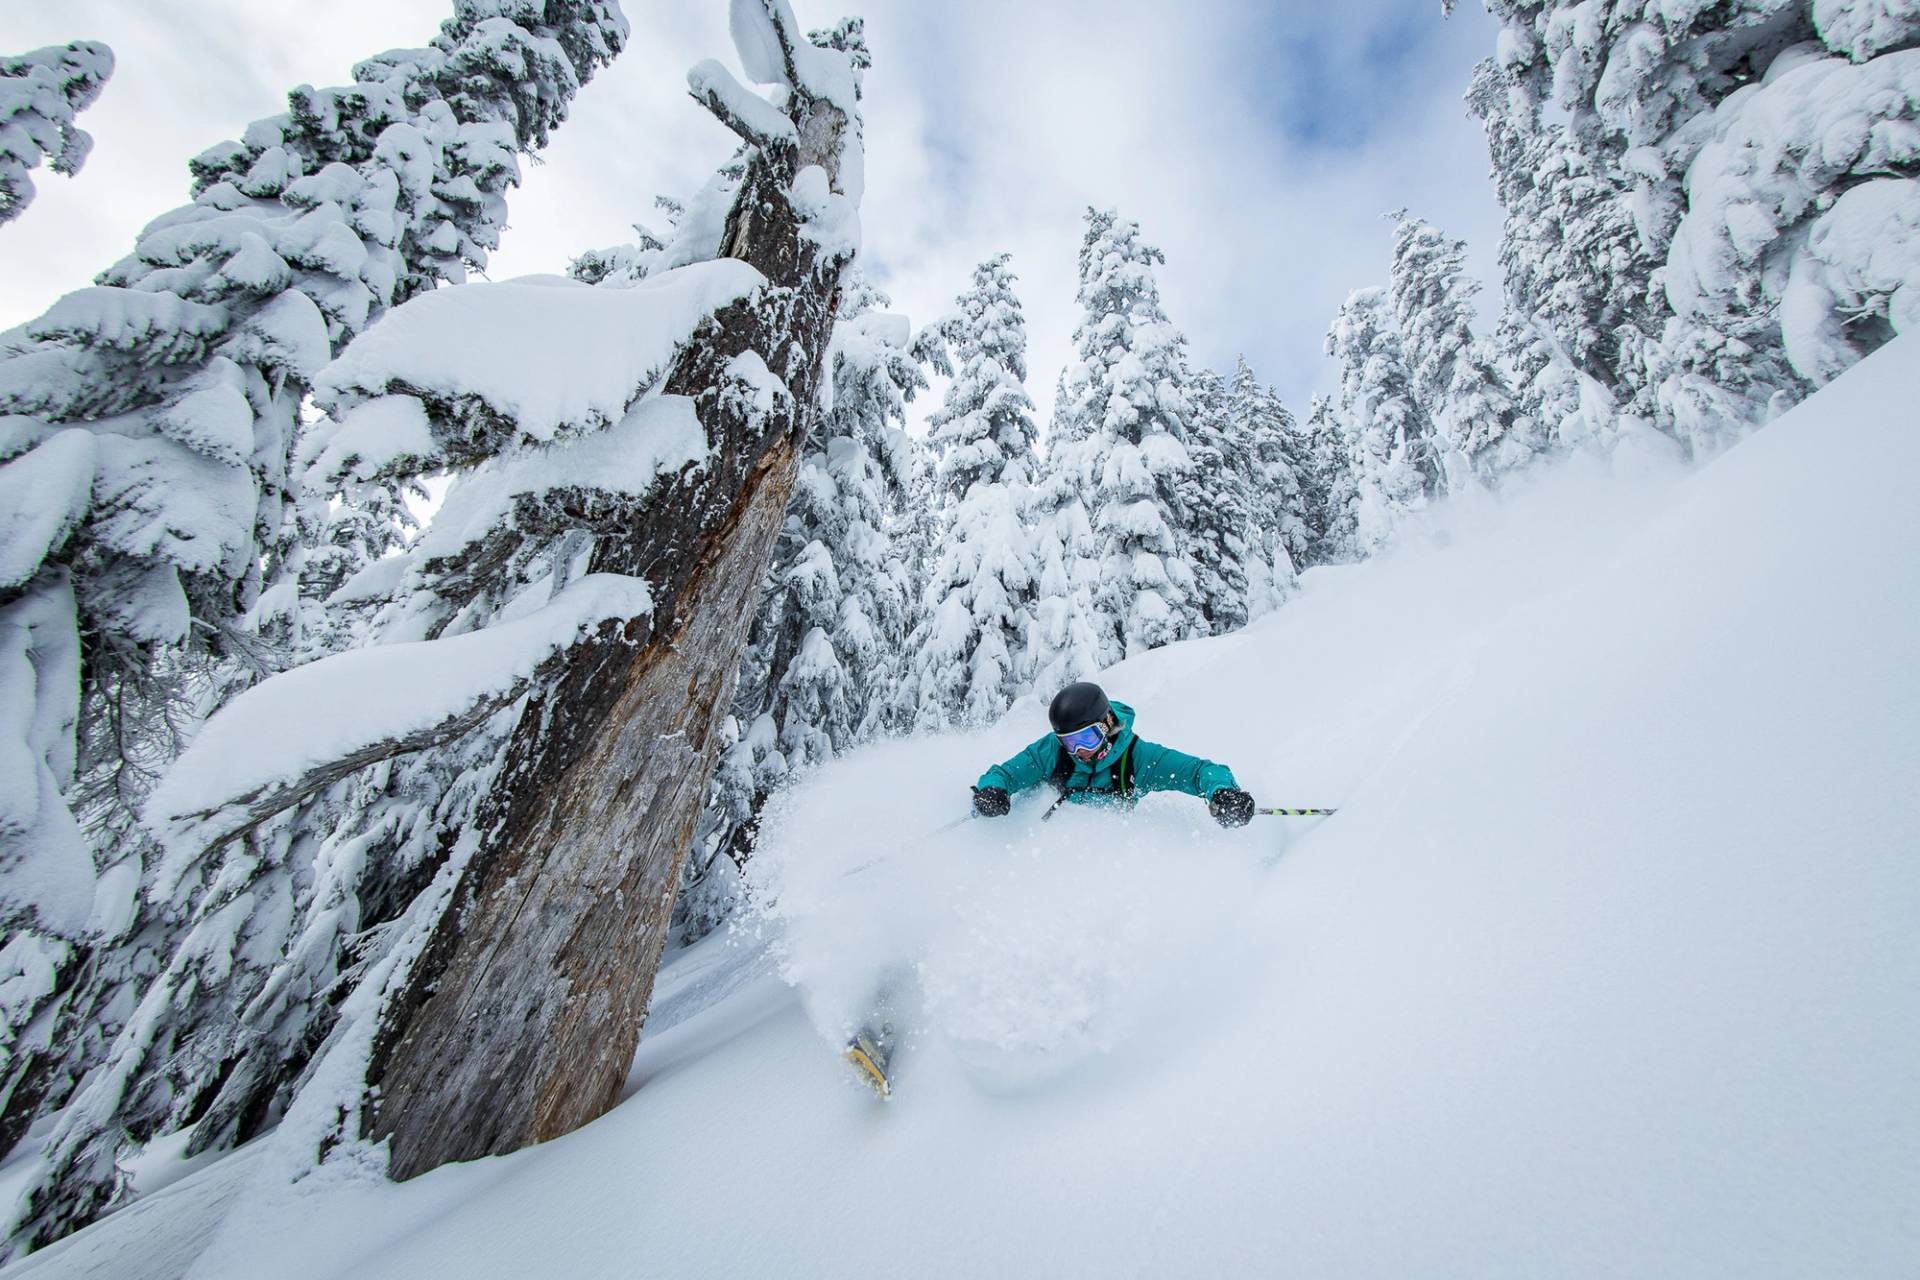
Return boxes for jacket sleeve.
[977,734,1062,795]
[1134,740,1238,799]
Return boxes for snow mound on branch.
[729,0,794,86]
[315,259,765,446]
[0,427,93,591]
[415,394,708,563]
[90,434,257,580]
[1815,0,1920,61]
[1784,178,1920,382]
[305,394,438,486]
[0,580,91,936]
[28,286,229,357]
[146,574,655,872]
[687,59,798,148]
[728,0,857,110]
[789,164,860,260]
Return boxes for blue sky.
[1252,6,1459,147]
[0,0,1507,419]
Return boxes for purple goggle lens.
[1057,722,1106,754]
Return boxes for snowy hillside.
[10,342,1915,1280]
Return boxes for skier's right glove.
[1209,787,1256,828]
[972,785,1011,817]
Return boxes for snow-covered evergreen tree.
[1304,393,1359,565]
[1386,211,1534,482]
[0,41,113,227]
[1,0,630,1251]
[1025,373,1095,696]
[1049,208,1200,665]
[898,254,1043,728]
[1467,1,1920,450]
[1325,286,1445,555]
[1467,51,1658,453]
[1179,366,1253,633]
[1662,34,1920,402]
[1226,357,1314,611]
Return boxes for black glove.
[972,785,1011,817]
[1209,787,1255,828]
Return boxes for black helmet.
[1049,681,1111,734]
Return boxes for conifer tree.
[1304,393,1359,565]
[1179,367,1252,633]
[0,40,113,226]
[1467,54,1650,453]
[1660,27,1920,403]
[899,254,1044,728]
[1325,287,1443,554]
[295,475,427,659]
[1227,357,1314,608]
[1470,1,1896,450]
[1027,369,1104,697]
[1386,211,1534,482]
[1050,208,1200,665]
[758,276,921,763]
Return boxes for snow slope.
[11,337,1919,1279]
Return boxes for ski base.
[844,1031,892,1099]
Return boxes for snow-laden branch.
[0,429,93,594]
[311,259,766,477]
[0,40,114,226]
[27,286,229,360]
[407,394,710,602]
[145,574,656,883]
[726,0,860,112]
[729,0,803,89]
[688,59,798,154]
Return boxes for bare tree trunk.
[364,97,851,1180]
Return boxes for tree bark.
[364,99,849,1179]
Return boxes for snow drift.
[11,337,1918,1279]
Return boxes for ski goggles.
[1056,722,1108,755]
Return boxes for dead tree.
[362,14,864,1178]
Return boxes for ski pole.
[839,813,970,880]
[1258,807,1337,817]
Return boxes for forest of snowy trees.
[2,0,1916,1262]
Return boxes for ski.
[844,1027,893,1099]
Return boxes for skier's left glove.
[1209,787,1255,828]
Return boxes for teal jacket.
[976,701,1237,807]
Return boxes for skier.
[844,684,1258,1098]
[970,681,1257,827]
[845,685,1278,1096]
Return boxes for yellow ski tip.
[844,1040,891,1099]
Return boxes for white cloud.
[0,0,1508,419]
